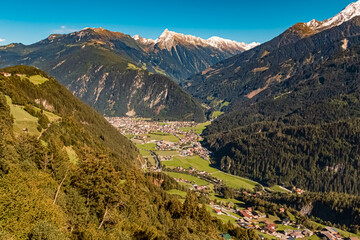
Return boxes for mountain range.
[0,28,257,120]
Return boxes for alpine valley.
[2,0,360,240]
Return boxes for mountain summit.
[306,0,360,32]
[133,29,260,53]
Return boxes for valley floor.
[107,117,360,240]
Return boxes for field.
[155,150,178,156]
[162,155,257,190]
[28,75,49,85]
[287,211,296,221]
[162,155,217,173]
[180,122,211,134]
[64,146,79,164]
[135,143,156,150]
[6,95,40,135]
[208,189,245,206]
[211,111,223,119]
[211,172,257,190]
[144,156,156,165]
[33,106,61,122]
[138,149,150,156]
[167,189,187,198]
[147,132,179,142]
[275,225,297,231]
[165,171,209,186]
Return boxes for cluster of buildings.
[321,227,345,240]
[106,117,196,137]
[179,142,211,160]
[282,229,314,239]
[173,177,192,185]
[191,184,209,192]
[158,156,172,161]
[156,140,178,150]
[107,117,211,160]
[238,208,266,221]
[238,218,314,239]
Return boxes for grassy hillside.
[0,66,257,239]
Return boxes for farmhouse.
[214,208,222,215]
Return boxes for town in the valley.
[106,117,211,162]
[107,117,359,240]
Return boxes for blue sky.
[0,0,355,45]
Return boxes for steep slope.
[0,33,206,121]
[0,66,257,239]
[194,1,360,195]
[184,1,360,109]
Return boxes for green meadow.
[28,75,49,85]
[147,132,179,142]
[165,171,209,186]
[180,122,211,134]
[6,95,40,135]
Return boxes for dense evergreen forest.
[203,43,360,196]
[0,66,258,239]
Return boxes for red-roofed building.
[239,210,253,219]
[214,208,222,215]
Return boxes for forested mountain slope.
[203,41,360,196]
[184,15,360,110]
[0,66,257,239]
[188,2,360,196]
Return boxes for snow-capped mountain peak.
[306,0,360,31]
[133,29,260,52]
[207,36,259,51]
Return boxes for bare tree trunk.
[53,171,67,205]
[98,207,108,229]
